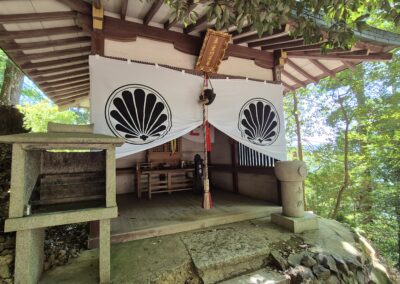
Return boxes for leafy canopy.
[165,0,400,49]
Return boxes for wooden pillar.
[272,50,286,83]
[91,0,104,56]
[230,139,239,193]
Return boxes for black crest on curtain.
[238,98,280,146]
[105,84,172,145]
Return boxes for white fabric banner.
[90,56,286,160]
[209,79,287,161]
[89,56,203,158]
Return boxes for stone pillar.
[271,161,318,233]
[274,160,307,217]
[99,219,111,284]
[14,228,45,284]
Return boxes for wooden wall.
[209,129,280,204]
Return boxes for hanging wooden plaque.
[195,29,231,74]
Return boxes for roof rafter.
[184,15,208,34]
[14,46,91,62]
[121,0,129,21]
[34,70,89,83]
[261,39,304,51]
[0,11,77,23]
[282,70,306,86]
[40,75,89,88]
[248,35,299,48]
[47,85,90,96]
[309,59,335,77]
[286,59,318,82]
[288,51,391,61]
[42,80,90,93]
[29,63,88,77]
[56,0,92,15]
[56,93,88,104]
[2,37,91,52]
[164,2,198,30]
[143,0,163,25]
[51,89,90,99]
[0,26,82,40]
[21,55,88,70]
[233,26,288,44]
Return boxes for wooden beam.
[29,63,88,77]
[34,70,89,83]
[40,75,89,88]
[261,39,304,51]
[0,11,77,23]
[120,0,129,21]
[287,51,391,61]
[21,55,88,70]
[85,15,274,67]
[57,0,92,15]
[143,0,163,25]
[2,37,91,52]
[282,70,305,86]
[248,35,297,48]
[0,26,82,40]
[42,80,90,93]
[286,59,318,82]
[310,59,335,77]
[14,46,91,62]
[184,15,208,34]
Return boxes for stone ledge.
[5,206,118,232]
[271,212,318,233]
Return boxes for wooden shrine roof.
[0,0,399,108]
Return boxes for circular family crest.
[105,84,172,145]
[238,98,280,146]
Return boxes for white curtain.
[90,56,286,160]
[90,56,203,158]
[209,79,287,161]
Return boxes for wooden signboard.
[195,29,231,74]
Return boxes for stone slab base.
[271,212,318,233]
[220,268,290,284]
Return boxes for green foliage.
[16,101,85,132]
[164,0,400,49]
[284,51,400,267]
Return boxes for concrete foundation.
[271,212,318,233]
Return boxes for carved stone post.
[274,160,307,217]
[271,161,318,233]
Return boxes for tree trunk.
[0,59,24,106]
[292,92,307,210]
[352,65,374,224]
[331,99,350,219]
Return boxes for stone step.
[180,227,272,284]
[220,268,290,284]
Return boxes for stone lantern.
[271,161,318,233]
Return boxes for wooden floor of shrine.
[89,189,282,246]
